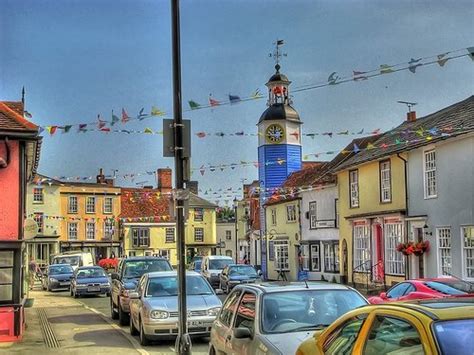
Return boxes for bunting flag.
[437,53,450,66]
[144,128,153,134]
[353,70,368,81]
[63,125,72,133]
[151,106,165,116]
[353,143,360,153]
[408,58,423,73]
[290,131,300,140]
[38,126,44,134]
[97,115,107,129]
[229,94,241,104]
[380,64,394,74]
[121,108,130,123]
[78,124,88,132]
[209,95,220,107]
[137,108,147,120]
[188,100,201,110]
[111,111,120,125]
[251,88,263,99]
[196,132,206,138]
[327,72,340,85]
[46,126,57,135]
[467,47,474,61]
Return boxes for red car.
[368,277,474,304]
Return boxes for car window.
[404,284,416,295]
[209,259,232,270]
[229,266,257,277]
[76,268,106,278]
[423,281,469,295]
[146,275,213,297]
[218,290,242,327]
[364,315,423,355]
[123,259,172,278]
[433,319,474,355]
[324,315,367,354]
[49,265,73,275]
[233,292,257,335]
[387,283,411,298]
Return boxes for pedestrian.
[28,256,40,290]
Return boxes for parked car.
[219,264,260,293]
[209,281,368,355]
[201,255,233,288]
[188,259,202,273]
[296,297,474,355]
[110,256,172,325]
[42,264,74,291]
[368,277,474,304]
[51,251,94,271]
[70,266,111,298]
[129,271,222,346]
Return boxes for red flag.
[121,108,130,123]
[196,132,206,138]
[209,97,220,107]
[97,114,107,129]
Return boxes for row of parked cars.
[41,252,474,354]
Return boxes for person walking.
[28,256,40,290]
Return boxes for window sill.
[68,211,78,214]
[32,202,44,205]
[424,195,438,200]
[286,220,297,223]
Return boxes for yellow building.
[120,185,217,266]
[264,197,301,281]
[335,136,407,288]
[58,170,121,259]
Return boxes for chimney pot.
[157,168,172,193]
[407,111,416,122]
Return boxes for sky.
[1,0,473,206]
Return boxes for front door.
[374,224,384,282]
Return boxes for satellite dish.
[24,218,38,239]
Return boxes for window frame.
[33,212,44,234]
[286,204,297,223]
[218,289,242,327]
[353,223,370,272]
[310,243,321,272]
[323,241,340,273]
[274,240,289,271]
[232,291,257,336]
[349,169,359,208]
[103,219,114,239]
[194,208,204,222]
[384,222,405,275]
[33,187,44,204]
[300,244,310,271]
[462,226,474,280]
[379,159,392,203]
[423,149,437,199]
[437,227,452,276]
[225,230,232,240]
[132,228,150,248]
[103,196,113,214]
[309,201,317,229]
[165,227,175,243]
[68,222,78,240]
[86,221,96,240]
[86,196,96,214]
[271,208,277,225]
[68,196,78,214]
[194,227,204,242]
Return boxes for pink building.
[0,100,41,342]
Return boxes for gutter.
[396,153,409,280]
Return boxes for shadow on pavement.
[72,329,135,348]
[48,313,105,326]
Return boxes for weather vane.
[397,100,418,112]
[269,39,287,70]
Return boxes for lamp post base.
[175,333,192,355]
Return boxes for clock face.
[265,124,285,144]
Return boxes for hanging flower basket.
[396,240,430,256]
[97,258,119,272]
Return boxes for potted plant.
[396,240,430,256]
[98,257,119,273]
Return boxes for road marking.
[78,301,149,355]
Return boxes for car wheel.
[118,301,130,326]
[139,319,150,346]
[110,297,119,320]
[129,315,139,336]
[209,345,216,355]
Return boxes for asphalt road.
[51,290,227,355]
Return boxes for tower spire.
[269,39,286,72]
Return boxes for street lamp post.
[233,198,238,263]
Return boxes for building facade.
[216,220,236,260]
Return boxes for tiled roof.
[335,95,474,171]
[282,162,328,188]
[120,188,173,219]
[0,101,37,132]
[189,192,218,208]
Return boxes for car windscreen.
[195,261,202,269]
[229,266,257,277]
[434,319,474,355]
[76,268,107,279]
[49,265,73,275]
[123,259,172,279]
[146,275,214,297]
[261,290,368,334]
[423,281,471,295]
[209,259,232,270]
[54,256,80,266]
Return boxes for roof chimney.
[157,168,172,193]
[96,168,106,184]
[407,111,417,122]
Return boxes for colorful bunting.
[380,64,394,74]
[408,58,423,73]
[437,53,449,67]
[151,106,165,116]
[229,94,241,104]
[188,100,200,110]
[121,108,130,123]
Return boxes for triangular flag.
[151,106,165,116]
[290,131,299,140]
[209,96,220,107]
[46,126,58,135]
[371,128,381,135]
[137,108,147,120]
[353,70,368,81]
[63,125,72,133]
[380,64,394,74]
[322,132,333,138]
[121,108,130,123]
[38,126,44,134]
[467,47,474,61]
[111,111,120,125]
[229,94,241,104]
[235,131,244,136]
[367,143,375,150]
[337,130,349,135]
[408,58,422,73]
[357,128,364,135]
[100,127,111,132]
[251,88,263,99]
[437,53,450,67]
[327,72,340,85]
[144,128,153,134]
[97,114,106,129]
[215,132,225,137]
[188,100,200,110]
[353,143,360,153]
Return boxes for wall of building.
[26,183,61,236]
[408,135,474,279]
[185,207,216,251]
[216,222,236,261]
[0,140,19,239]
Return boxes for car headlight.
[100,283,110,287]
[150,310,169,319]
[207,307,221,317]
[49,278,58,283]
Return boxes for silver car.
[209,282,368,355]
[129,271,223,346]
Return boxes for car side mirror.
[380,292,388,299]
[128,291,140,299]
[233,327,252,339]
[257,270,262,276]
[216,289,224,295]
[111,272,120,280]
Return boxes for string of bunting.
[33,46,473,134]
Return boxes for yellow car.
[296,297,474,355]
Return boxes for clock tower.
[257,52,302,278]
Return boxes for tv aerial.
[397,101,418,112]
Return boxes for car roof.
[147,271,202,278]
[76,266,103,270]
[355,297,474,321]
[204,255,233,259]
[227,264,255,268]
[122,256,168,261]
[49,264,73,267]
[234,281,357,294]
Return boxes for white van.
[201,255,233,288]
[51,252,94,270]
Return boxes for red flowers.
[97,258,119,270]
[396,240,430,256]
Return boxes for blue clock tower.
[258,59,302,277]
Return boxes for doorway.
[374,224,384,282]
[415,228,425,278]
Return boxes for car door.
[396,283,417,301]
[354,310,434,354]
[320,314,368,354]
[385,282,411,301]
[130,275,146,328]
[211,289,242,354]
[228,291,257,355]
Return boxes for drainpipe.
[397,153,409,280]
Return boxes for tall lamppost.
[233,198,239,263]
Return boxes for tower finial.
[21,86,25,105]
[269,39,287,71]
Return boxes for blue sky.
[1,0,473,205]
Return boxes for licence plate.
[87,286,100,292]
[188,320,203,327]
[60,282,69,286]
